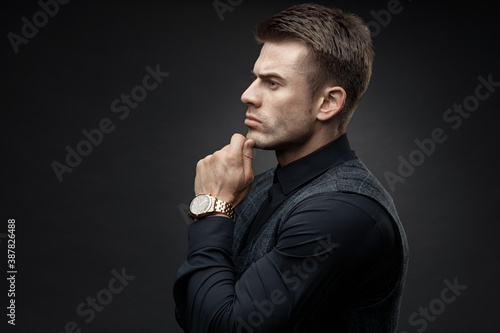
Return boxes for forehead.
[254,40,310,78]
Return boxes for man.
[174,3,408,332]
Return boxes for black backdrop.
[1,1,499,332]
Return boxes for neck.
[276,130,343,166]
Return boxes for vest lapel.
[232,169,274,258]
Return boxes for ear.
[316,86,346,122]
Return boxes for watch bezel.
[189,194,215,218]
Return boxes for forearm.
[173,215,299,333]
[172,217,343,333]
[174,134,258,332]
[174,216,234,332]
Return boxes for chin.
[246,131,267,150]
[246,131,280,151]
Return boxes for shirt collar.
[275,133,356,195]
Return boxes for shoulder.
[292,191,390,225]
[277,191,396,255]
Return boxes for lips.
[244,114,261,127]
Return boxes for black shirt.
[174,134,401,332]
[241,133,357,250]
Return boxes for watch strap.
[214,198,235,220]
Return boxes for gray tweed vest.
[232,157,409,332]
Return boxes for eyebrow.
[250,70,286,82]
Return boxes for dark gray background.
[1,0,499,332]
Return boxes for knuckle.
[196,159,203,169]
[211,151,220,161]
[196,155,211,169]
[225,153,237,163]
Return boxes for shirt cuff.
[187,216,235,255]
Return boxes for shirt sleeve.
[173,192,396,333]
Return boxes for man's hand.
[194,133,255,208]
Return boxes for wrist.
[188,194,235,221]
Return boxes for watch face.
[190,195,211,215]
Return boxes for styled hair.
[255,3,374,132]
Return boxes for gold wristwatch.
[188,194,235,220]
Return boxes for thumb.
[242,139,255,170]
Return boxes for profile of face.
[241,40,320,153]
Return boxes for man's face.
[241,40,318,152]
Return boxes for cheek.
[270,91,309,115]
[283,98,313,123]
[262,87,313,128]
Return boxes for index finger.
[228,133,247,154]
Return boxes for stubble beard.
[246,109,314,152]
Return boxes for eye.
[266,80,279,89]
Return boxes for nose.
[241,79,261,108]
